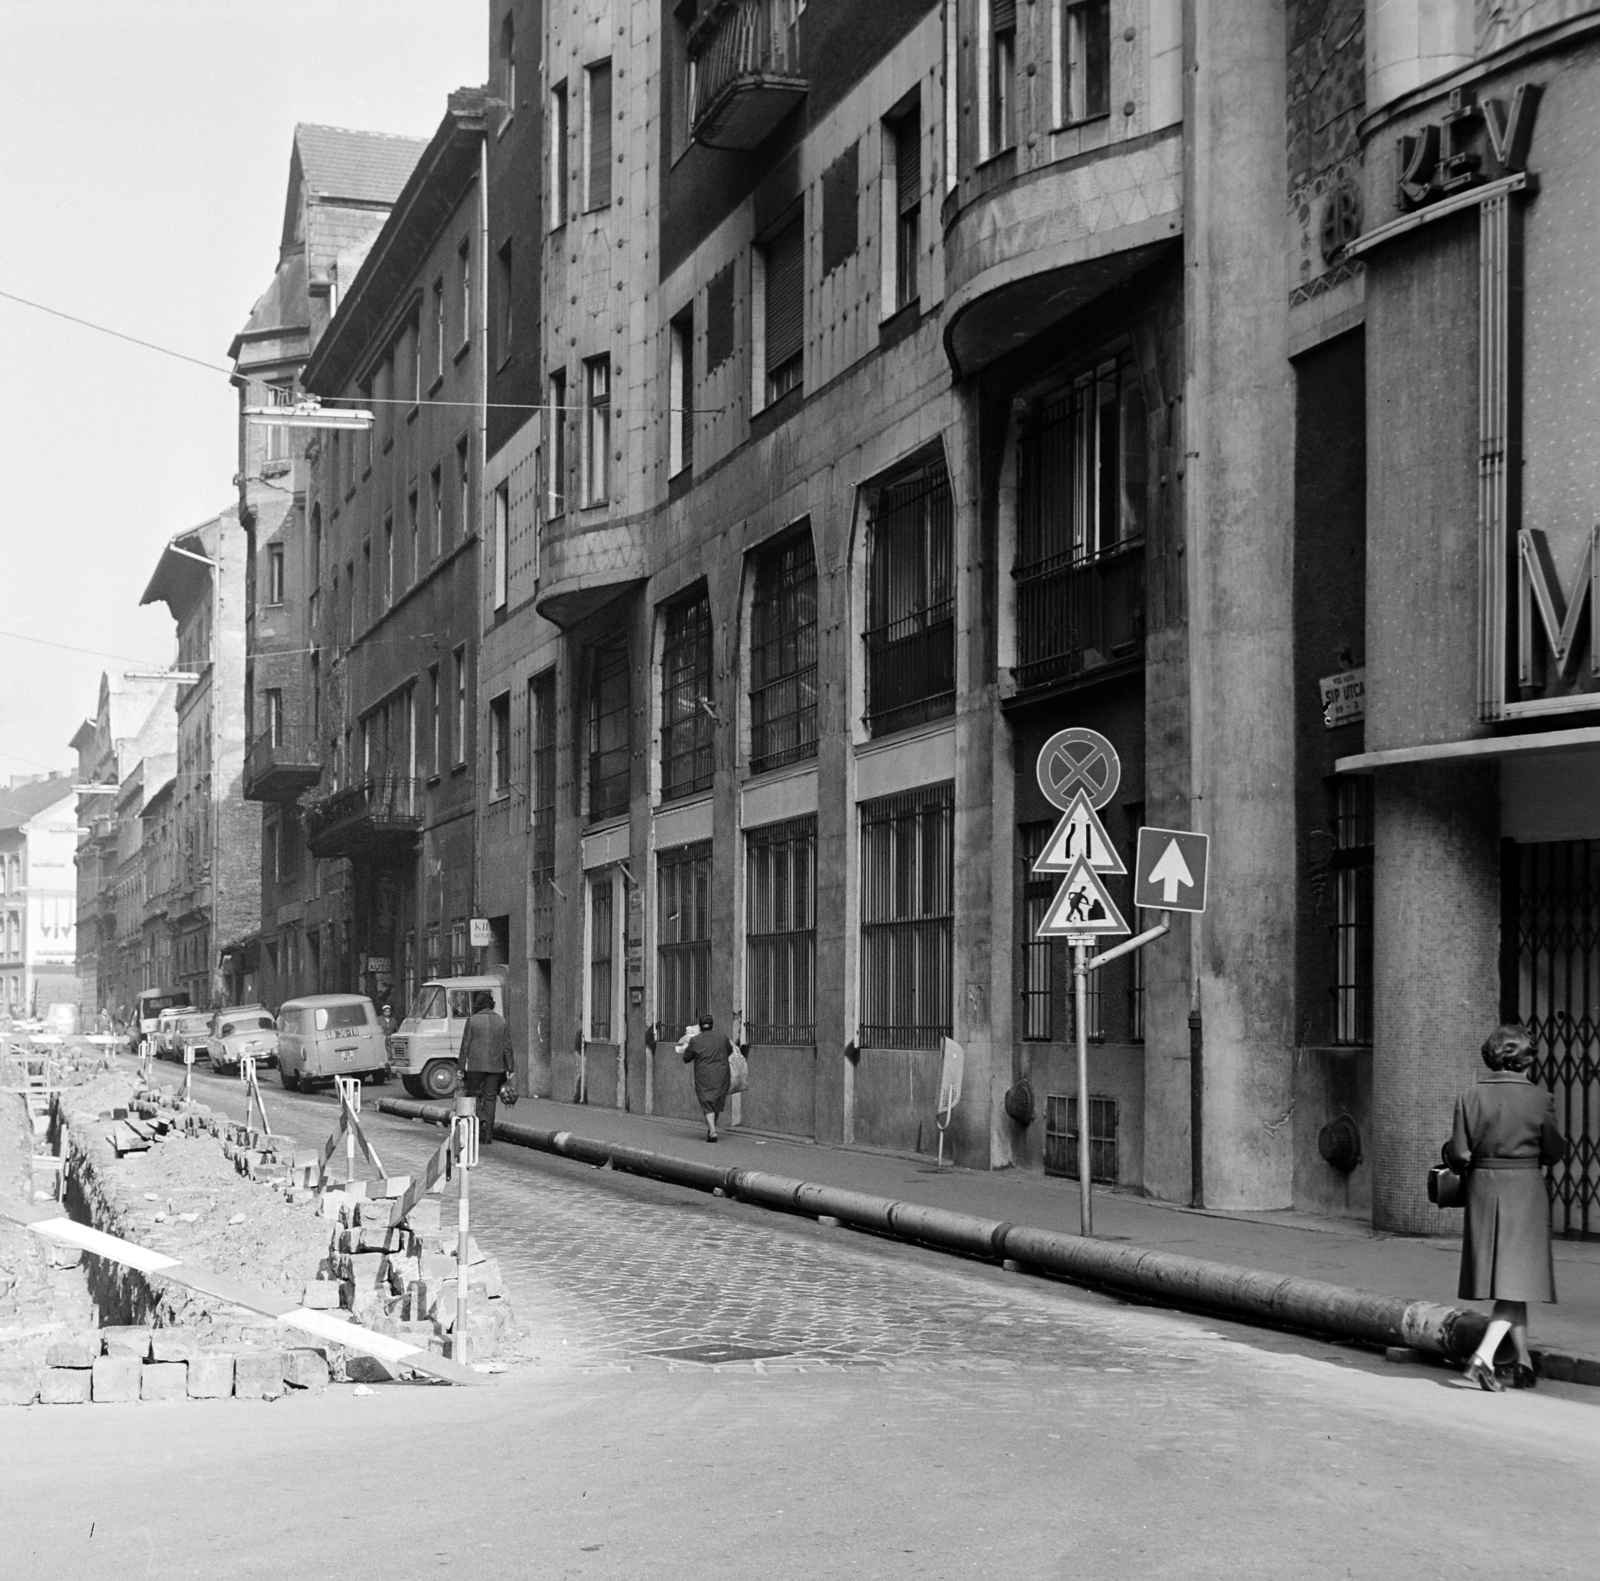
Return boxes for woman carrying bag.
[1447,1023,1565,1391]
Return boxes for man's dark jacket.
[458,1009,514,1074]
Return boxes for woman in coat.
[680,1013,732,1142]
[1447,1022,1565,1390]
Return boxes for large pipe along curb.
[377,1098,1489,1362]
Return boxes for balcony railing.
[1013,541,1144,691]
[244,723,323,803]
[863,602,955,739]
[303,775,423,859]
[689,0,807,150]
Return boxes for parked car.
[159,1010,213,1063]
[275,994,388,1091]
[206,1006,279,1073]
[388,974,506,1099]
[132,987,191,1055]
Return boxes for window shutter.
[589,62,613,207]
[821,142,859,276]
[765,219,804,372]
[992,0,1016,31]
[897,108,921,216]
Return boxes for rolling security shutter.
[765,218,804,374]
[897,106,921,217]
[588,61,613,208]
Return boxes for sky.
[0,0,486,783]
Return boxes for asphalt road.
[3,1057,1597,1579]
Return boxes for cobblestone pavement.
[180,1065,1210,1377]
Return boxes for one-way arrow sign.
[1132,827,1210,914]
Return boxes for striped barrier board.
[0,1197,482,1387]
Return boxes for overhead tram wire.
[1,287,712,416]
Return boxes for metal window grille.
[1043,1093,1118,1182]
[661,591,715,800]
[658,842,712,1032]
[764,218,804,401]
[1014,355,1147,689]
[587,637,630,822]
[589,877,614,1041]
[750,530,818,773]
[1020,821,1054,1040]
[864,464,955,737]
[746,817,816,1043]
[859,784,953,1049]
[1511,839,1598,1238]
[1331,778,1374,1045]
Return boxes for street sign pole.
[1072,940,1093,1236]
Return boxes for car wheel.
[280,1064,300,1092]
[401,1075,425,1099]
[420,1060,460,1100]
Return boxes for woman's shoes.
[1511,1363,1538,1390]
[705,1132,718,1143]
[1462,1359,1504,1392]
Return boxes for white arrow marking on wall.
[1148,839,1194,904]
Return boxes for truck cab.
[389,975,505,1099]
[133,987,191,1055]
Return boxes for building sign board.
[469,917,492,948]
[1132,828,1210,915]
[1318,668,1366,729]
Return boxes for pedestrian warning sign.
[1133,827,1210,914]
[1032,788,1126,876]
[1035,855,1129,939]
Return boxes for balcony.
[689,0,807,151]
[244,723,323,803]
[1012,541,1144,693]
[303,776,423,860]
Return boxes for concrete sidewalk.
[503,1096,1600,1365]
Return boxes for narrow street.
[2,1056,1593,1581]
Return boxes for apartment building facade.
[0,777,79,1017]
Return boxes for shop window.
[746,817,816,1044]
[1331,777,1374,1045]
[863,462,955,737]
[658,842,712,1033]
[660,587,714,800]
[749,528,818,773]
[859,784,953,1049]
[587,635,631,822]
[1044,1093,1118,1182]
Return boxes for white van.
[275,994,388,1090]
[388,975,506,1099]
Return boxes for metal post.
[453,1090,477,1365]
[183,1044,194,1106]
[1073,940,1092,1237]
[337,1075,360,1185]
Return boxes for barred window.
[589,875,615,1041]
[1044,1093,1118,1183]
[658,842,711,1032]
[1020,821,1053,1040]
[587,636,630,822]
[528,670,557,873]
[750,530,818,773]
[746,817,816,1044]
[660,588,715,800]
[864,463,955,738]
[1332,777,1374,1045]
[859,784,953,1049]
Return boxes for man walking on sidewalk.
[457,990,513,1147]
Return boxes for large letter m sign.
[1518,526,1599,686]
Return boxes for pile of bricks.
[220,1123,317,1202]
[309,1183,517,1360]
[0,1326,335,1406]
[105,1091,217,1156]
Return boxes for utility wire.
[0,627,165,667]
[0,288,234,376]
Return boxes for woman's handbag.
[1427,1142,1466,1208]
[728,1048,749,1095]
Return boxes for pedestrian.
[378,1003,397,1039]
[1448,1022,1565,1391]
[680,1012,733,1143]
[456,989,513,1147]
